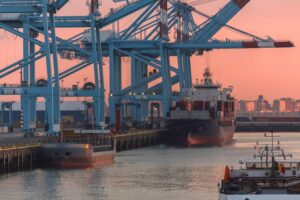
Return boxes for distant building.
[239,100,255,112]
[255,95,270,112]
[283,98,296,112]
[273,98,295,112]
[0,101,87,129]
[296,100,300,112]
[238,101,246,112]
[239,96,299,113]
[273,99,287,112]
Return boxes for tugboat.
[168,67,235,146]
[219,132,300,199]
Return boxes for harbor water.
[1,132,300,200]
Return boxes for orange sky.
[0,0,299,102]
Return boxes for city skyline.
[0,0,299,102]
[238,95,300,112]
[53,0,300,101]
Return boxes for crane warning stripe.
[242,41,258,48]
[242,41,294,48]
[233,0,250,9]
[274,41,294,48]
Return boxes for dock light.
[133,92,136,96]
[153,92,156,95]
[142,92,144,95]
[129,92,132,95]
[110,93,113,97]
[85,144,90,149]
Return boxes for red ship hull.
[187,128,234,146]
[44,152,114,169]
[41,143,114,169]
[166,120,235,146]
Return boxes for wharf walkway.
[113,128,168,152]
[0,128,170,174]
[0,142,41,174]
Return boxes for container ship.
[168,67,235,146]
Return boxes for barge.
[41,143,114,168]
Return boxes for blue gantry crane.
[0,0,68,135]
[0,0,294,135]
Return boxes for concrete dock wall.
[0,144,41,174]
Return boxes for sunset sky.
[0,0,299,102]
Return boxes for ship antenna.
[202,67,213,86]
[255,132,293,174]
[264,130,278,170]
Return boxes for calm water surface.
[1,132,300,200]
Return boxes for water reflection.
[1,132,300,200]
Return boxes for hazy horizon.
[0,0,299,102]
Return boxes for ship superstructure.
[168,67,235,146]
[219,132,300,199]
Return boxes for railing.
[93,145,113,152]
[0,143,41,152]
[0,83,21,88]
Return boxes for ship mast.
[202,67,213,86]
[254,131,293,174]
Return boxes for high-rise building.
[239,97,298,113]
[255,95,270,112]
[273,98,295,112]
[295,100,300,112]
[239,100,255,112]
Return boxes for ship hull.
[167,120,235,146]
[41,143,114,169]
[219,194,300,200]
[188,125,234,146]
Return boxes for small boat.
[219,132,300,199]
[41,143,114,169]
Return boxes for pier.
[0,128,169,174]
[0,0,293,175]
[0,143,41,174]
[113,129,167,152]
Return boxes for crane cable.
[185,0,217,6]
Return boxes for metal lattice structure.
[0,0,293,135]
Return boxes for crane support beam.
[100,0,156,27]
[55,0,69,10]
[148,75,179,92]
[0,7,40,13]
[233,0,250,9]
[168,40,294,49]
[117,72,162,96]
[0,22,43,46]
[0,0,294,130]
[192,0,251,42]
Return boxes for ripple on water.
[1,132,300,200]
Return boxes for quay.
[0,143,41,175]
[113,129,168,152]
[0,128,169,174]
